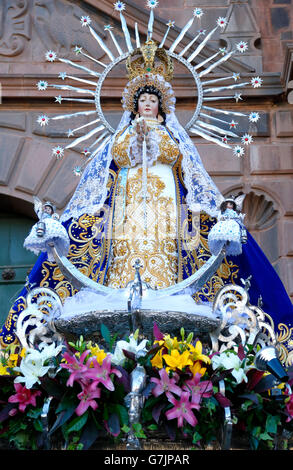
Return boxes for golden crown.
[126,39,174,82]
[122,40,176,114]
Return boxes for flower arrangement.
[0,323,292,451]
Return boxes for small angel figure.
[24,197,70,262]
[208,194,247,256]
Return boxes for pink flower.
[285,394,293,422]
[165,391,199,428]
[61,350,91,387]
[84,355,122,391]
[182,372,213,404]
[8,383,41,413]
[151,369,182,397]
[75,382,101,416]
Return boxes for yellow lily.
[0,365,9,376]
[188,341,211,365]
[20,348,26,358]
[151,348,164,369]
[88,343,107,365]
[163,335,180,351]
[163,349,193,371]
[189,360,207,377]
[7,353,19,368]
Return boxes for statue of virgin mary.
[1,5,292,352]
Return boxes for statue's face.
[44,205,53,215]
[226,202,234,209]
[138,93,159,118]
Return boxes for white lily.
[14,355,51,389]
[38,342,64,361]
[212,351,248,384]
[14,342,63,389]
[111,334,148,366]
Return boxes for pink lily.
[165,391,199,428]
[60,350,91,387]
[8,383,41,413]
[84,355,122,391]
[285,394,293,422]
[75,382,101,416]
[151,369,182,398]
[182,372,213,404]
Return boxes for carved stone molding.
[242,191,278,232]
[281,42,293,103]
[0,0,31,57]
[220,0,262,73]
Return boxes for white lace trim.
[128,129,160,167]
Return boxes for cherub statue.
[24,197,70,262]
[208,194,247,256]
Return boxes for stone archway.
[0,194,37,325]
[242,191,280,266]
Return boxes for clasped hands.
[133,117,150,146]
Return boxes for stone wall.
[0,0,292,300]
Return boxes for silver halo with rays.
[38,2,262,175]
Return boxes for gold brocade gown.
[104,118,181,289]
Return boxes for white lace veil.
[60,111,131,222]
[60,108,222,222]
[165,112,222,217]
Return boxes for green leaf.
[33,419,43,433]
[132,422,147,439]
[241,399,253,412]
[79,413,100,450]
[49,406,76,436]
[114,404,129,426]
[259,431,274,441]
[64,412,89,439]
[205,397,218,415]
[10,431,31,450]
[26,407,42,419]
[56,392,77,414]
[192,431,202,444]
[109,333,119,351]
[40,376,64,400]
[121,424,130,433]
[147,424,158,431]
[250,426,261,450]
[265,414,280,435]
[101,323,111,345]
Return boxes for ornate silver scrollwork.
[210,277,277,353]
[15,287,63,349]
